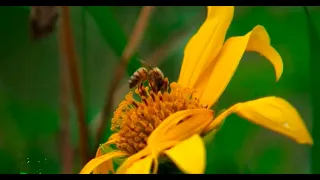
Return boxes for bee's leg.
[151,83,157,93]
[148,77,157,93]
[163,78,169,92]
[136,82,144,96]
[138,82,144,92]
[137,81,149,97]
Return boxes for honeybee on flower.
[80,6,312,174]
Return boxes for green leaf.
[304,6,320,174]
[85,6,141,76]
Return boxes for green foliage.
[304,6,320,174]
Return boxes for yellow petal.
[164,134,206,174]
[199,25,283,107]
[204,105,237,133]
[116,148,150,174]
[164,110,213,142]
[93,144,114,174]
[125,156,153,174]
[79,151,128,174]
[148,108,213,144]
[92,139,118,174]
[236,96,313,144]
[205,97,313,145]
[178,6,234,88]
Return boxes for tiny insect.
[129,60,169,93]
[30,6,59,40]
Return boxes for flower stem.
[59,6,89,165]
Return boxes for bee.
[129,60,169,93]
[30,6,59,40]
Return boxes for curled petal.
[148,109,213,144]
[178,6,234,88]
[118,109,212,174]
[205,96,313,145]
[165,134,206,174]
[198,25,283,107]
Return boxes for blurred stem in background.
[81,7,90,146]
[58,24,73,174]
[60,6,89,166]
[95,6,155,150]
[304,6,320,174]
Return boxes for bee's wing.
[139,59,153,71]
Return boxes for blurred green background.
[0,6,318,174]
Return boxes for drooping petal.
[125,156,154,174]
[198,25,283,107]
[204,97,313,145]
[164,134,206,174]
[80,151,128,174]
[178,6,234,88]
[236,96,313,144]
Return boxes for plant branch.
[60,6,89,165]
[145,29,190,65]
[95,6,155,149]
[58,34,73,173]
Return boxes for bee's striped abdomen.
[129,67,148,89]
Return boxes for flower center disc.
[111,82,204,155]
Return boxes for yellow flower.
[80,6,313,174]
